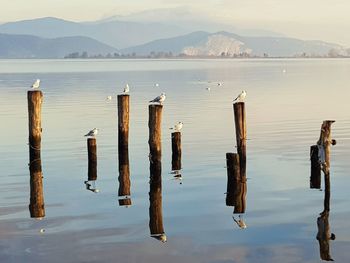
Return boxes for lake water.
[0,59,350,263]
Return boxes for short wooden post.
[148,104,164,236]
[117,94,130,150]
[233,102,247,178]
[118,145,131,200]
[310,145,321,189]
[317,120,335,176]
[226,153,240,206]
[27,90,45,218]
[171,132,181,171]
[87,138,97,181]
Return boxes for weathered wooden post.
[317,120,335,176]
[233,102,247,178]
[87,138,97,181]
[226,153,240,206]
[310,145,321,189]
[27,90,45,218]
[117,94,131,205]
[233,181,247,214]
[171,131,181,171]
[148,104,165,241]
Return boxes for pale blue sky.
[0,0,349,46]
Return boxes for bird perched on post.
[123,83,130,93]
[31,79,40,89]
[233,90,246,103]
[170,122,183,132]
[84,128,98,137]
[149,93,166,105]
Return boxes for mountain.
[0,33,117,58]
[0,17,188,49]
[121,31,344,57]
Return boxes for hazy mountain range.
[0,14,347,58]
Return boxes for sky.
[0,0,349,46]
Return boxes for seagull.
[106,96,112,101]
[233,215,247,229]
[206,87,211,91]
[217,82,223,86]
[151,234,167,243]
[155,83,159,87]
[84,128,98,137]
[31,79,40,89]
[149,93,166,104]
[170,122,183,132]
[233,90,247,103]
[123,83,130,93]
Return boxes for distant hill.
[0,33,117,58]
[0,17,187,49]
[121,31,344,57]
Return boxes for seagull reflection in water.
[84,180,99,193]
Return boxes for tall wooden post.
[148,104,165,237]
[118,94,131,205]
[233,102,246,178]
[310,145,321,189]
[87,138,97,181]
[171,132,181,171]
[27,90,45,218]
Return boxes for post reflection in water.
[149,158,166,243]
[118,145,131,206]
[29,157,45,219]
[225,153,247,229]
[316,173,336,261]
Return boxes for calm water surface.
[0,59,350,262]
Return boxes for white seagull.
[233,90,247,103]
[84,128,98,137]
[124,83,130,93]
[31,79,40,89]
[106,96,112,101]
[170,122,183,132]
[149,93,166,104]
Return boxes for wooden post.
[226,153,240,206]
[233,102,246,178]
[27,90,45,218]
[171,132,181,171]
[310,145,321,189]
[87,138,97,181]
[317,120,335,176]
[117,95,130,150]
[148,104,164,236]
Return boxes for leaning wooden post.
[27,90,45,218]
[87,138,97,181]
[148,104,165,238]
[171,132,181,171]
[317,120,335,176]
[310,145,321,189]
[233,102,247,179]
[226,153,240,206]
